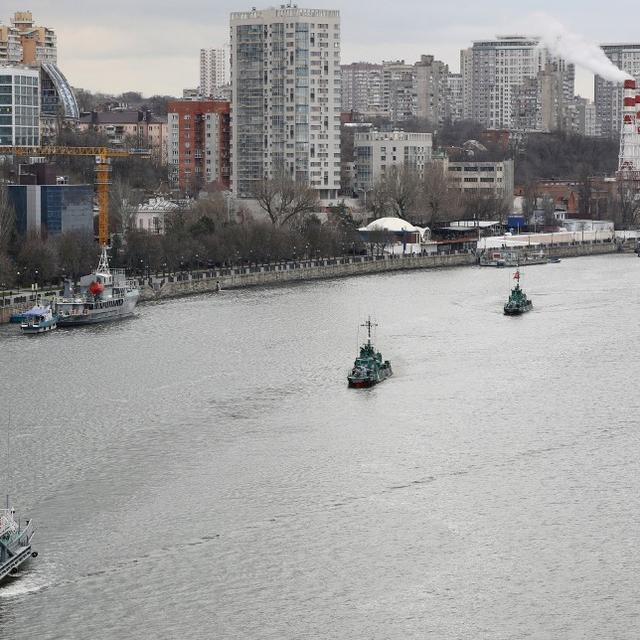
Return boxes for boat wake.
[0,571,50,598]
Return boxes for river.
[1,253,639,639]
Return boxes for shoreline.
[0,241,622,324]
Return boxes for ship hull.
[348,369,393,388]
[0,545,34,586]
[56,292,139,326]
[504,303,532,316]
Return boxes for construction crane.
[0,146,150,247]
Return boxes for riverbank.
[136,240,619,302]
[0,240,622,323]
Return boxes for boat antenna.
[6,409,10,510]
[360,316,377,345]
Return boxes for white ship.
[53,248,139,326]
[0,499,37,585]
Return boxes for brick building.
[167,99,230,194]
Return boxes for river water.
[1,254,639,639]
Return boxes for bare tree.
[614,177,640,229]
[462,192,509,223]
[253,175,320,226]
[422,163,460,226]
[369,166,421,219]
[0,183,15,252]
[56,232,100,281]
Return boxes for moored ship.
[504,270,533,315]
[20,304,58,334]
[0,499,37,585]
[347,318,393,388]
[53,248,139,326]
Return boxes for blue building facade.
[8,184,93,236]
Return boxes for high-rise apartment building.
[447,73,463,123]
[466,36,574,130]
[381,60,415,122]
[230,6,341,200]
[168,99,230,194]
[0,10,78,137]
[460,48,473,120]
[341,62,383,115]
[595,44,640,139]
[0,66,40,146]
[512,63,576,133]
[414,55,449,126]
[200,47,229,98]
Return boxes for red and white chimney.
[618,78,640,173]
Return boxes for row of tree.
[365,164,510,225]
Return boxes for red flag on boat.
[513,270,520,281]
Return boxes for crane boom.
[0,145,150,246]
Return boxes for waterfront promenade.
[0,239,620,323]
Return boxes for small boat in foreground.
[504,269,533,315]
[0,499,37,585]
[347,317,393,388]
[20,304,58,334]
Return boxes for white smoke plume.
[530,13,632,83]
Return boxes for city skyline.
[11,0,640,97]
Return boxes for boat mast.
[361,316,378,346]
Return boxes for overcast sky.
[12,0,639,98]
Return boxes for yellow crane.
[0,146,150,246]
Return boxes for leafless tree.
[0,183,15,252]
[369,166,421,218]
[462,191,509,223]
[614,177,640,229]
[55,232,100,281]
[253,175,320,226]
[422,164,460,226]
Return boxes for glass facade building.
[0,66,40,146]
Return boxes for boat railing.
[0,509,19,537]
[0,545,32,581]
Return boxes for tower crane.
[0,146,150,247]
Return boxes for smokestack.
[618,79,640,173]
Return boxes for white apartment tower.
[230,5,341,199]
[199,47,229,97]
[467,36,574,130]
[595,44,640,139]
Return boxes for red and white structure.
[618,79,640,174]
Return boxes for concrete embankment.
[0,241,623,323]
[138,253,475,301]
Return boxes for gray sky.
[15,0,639,97]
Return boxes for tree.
[0,184,15,252]
[56,232,99,281]
[614,178,640,229]
[16,233,58,285]
[370,166,421,218]
[422,164,459,226]
[462,192,509,223]
[253,175,320,226]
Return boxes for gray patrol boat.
[0,498,37,585]
[54,247,140,325]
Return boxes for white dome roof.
[360,217,420,233]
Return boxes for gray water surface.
[1,254,639,639]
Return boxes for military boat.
[20,304,58,335]
[0,499,37,585]
[347,317,393,388]
[53,247,139,326]
[504,269,533,315]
